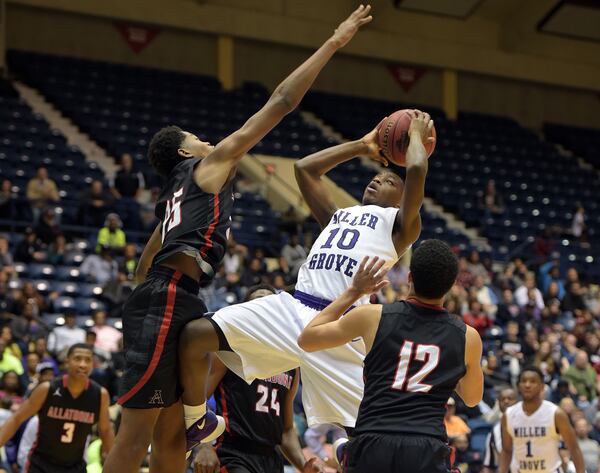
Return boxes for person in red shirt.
[463,299,492,336]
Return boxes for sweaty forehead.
[375,172,402,183]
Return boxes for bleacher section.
[544,123,600,172]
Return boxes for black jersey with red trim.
[152,157,234,285]
[32,376,101,466]
[214,369,297,447]
[354,300,466,440]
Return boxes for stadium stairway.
[12,80,118,179]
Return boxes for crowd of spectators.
[0,150,600,472]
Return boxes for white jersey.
[296,205,400,305]
[506,401,563,473]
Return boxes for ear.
[177,147,192,158]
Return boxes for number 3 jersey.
[354,300,466,440]
[214,369,297,447]
[153,157,234,285]
[296,205,401,306]
[32,376,101,466]
[505,401,562,473]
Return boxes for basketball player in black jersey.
[193,285,321,473]
[104,6,374,473]
[0,344,113,473]
[298,240,485,473]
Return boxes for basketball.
[377,109,437,166]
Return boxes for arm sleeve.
[17,416,39,469]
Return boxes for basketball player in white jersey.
[499,367,585,473]
[177,109,435,431]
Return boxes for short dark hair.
[518,366,544,383]
[410,239,458,299]
[147,125,185,177]
[67,343,93,357]
[244,284,277,302]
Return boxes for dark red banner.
[387,64,427,92]
[114,22,161,54]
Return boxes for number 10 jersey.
[296,205,401,306]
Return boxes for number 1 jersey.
[354,300,466,440]
[296,205,400,305]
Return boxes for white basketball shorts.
[210,291,365,427]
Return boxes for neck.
[407,292,445,308]
[523,397,543,414]
[66,375,86,392]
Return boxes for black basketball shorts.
[118,265,206,409]
[26,454,86,473]
[342,433,454,473]
[217,443,283,473]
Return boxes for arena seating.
[544,122,600,171]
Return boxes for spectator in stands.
[34,207,61,246]
[0,327,21,360]
[539,260,566,299]
[456,257,474,289]
[467,250,489,282]
[571,204,586,241]
[563,350,598,402]
[444,397,471,439]
[481,179,504,217]
[0,371,24,406]
[96,213,126,254]
[22,352,40,391]
[30,336,58,374]
[13,228,44,263]
[140,186,160,230]
[79,180,114,227]
[91,310,121,353]
[47,311,86,356]
[0,236,13,277]
[575,418,599,473]
[463,299,493,336]
[563,282,587,314]
[496,289,521,326]
[514,272,544,310]
[26,166,59,221]
[0,339,23,376]
[80,245,118,284]
[482,388,517,473]
[118,244,138,281]
[281,234,307,278]
[14,282,47,315]
[46,234,67,266]
[240,257,265,288]
[11,301,48,344]
[533,340,558,379]
[110,153,145,200]
[472,275,498,316]
[0,179,16,220]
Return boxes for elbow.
[271,88,296,114]
[297,334,316,353]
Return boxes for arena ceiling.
[394,0,600,43]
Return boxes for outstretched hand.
[408,109,435,145]
[350,256,390,296]
[331,4,373,49]
[361,125,388,167]
[302,457,325,472]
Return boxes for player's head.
[518,366,545,401]
[148,125,214,177]
[409,239,458,301]
[498,388,518,413]
[66,343,94,380]
[244,284,277,302]
[361,171,404,207]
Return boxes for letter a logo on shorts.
[149,390,164,405]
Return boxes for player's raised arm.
[393,110,435,249]
[298,256,389,352]
[498,414,513,473]
[0,382,49,447]
[454,325,484,407]
[294,126,386,227]
[194,5,373,194]
[555,408,586,473]
[134,224,163,283]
